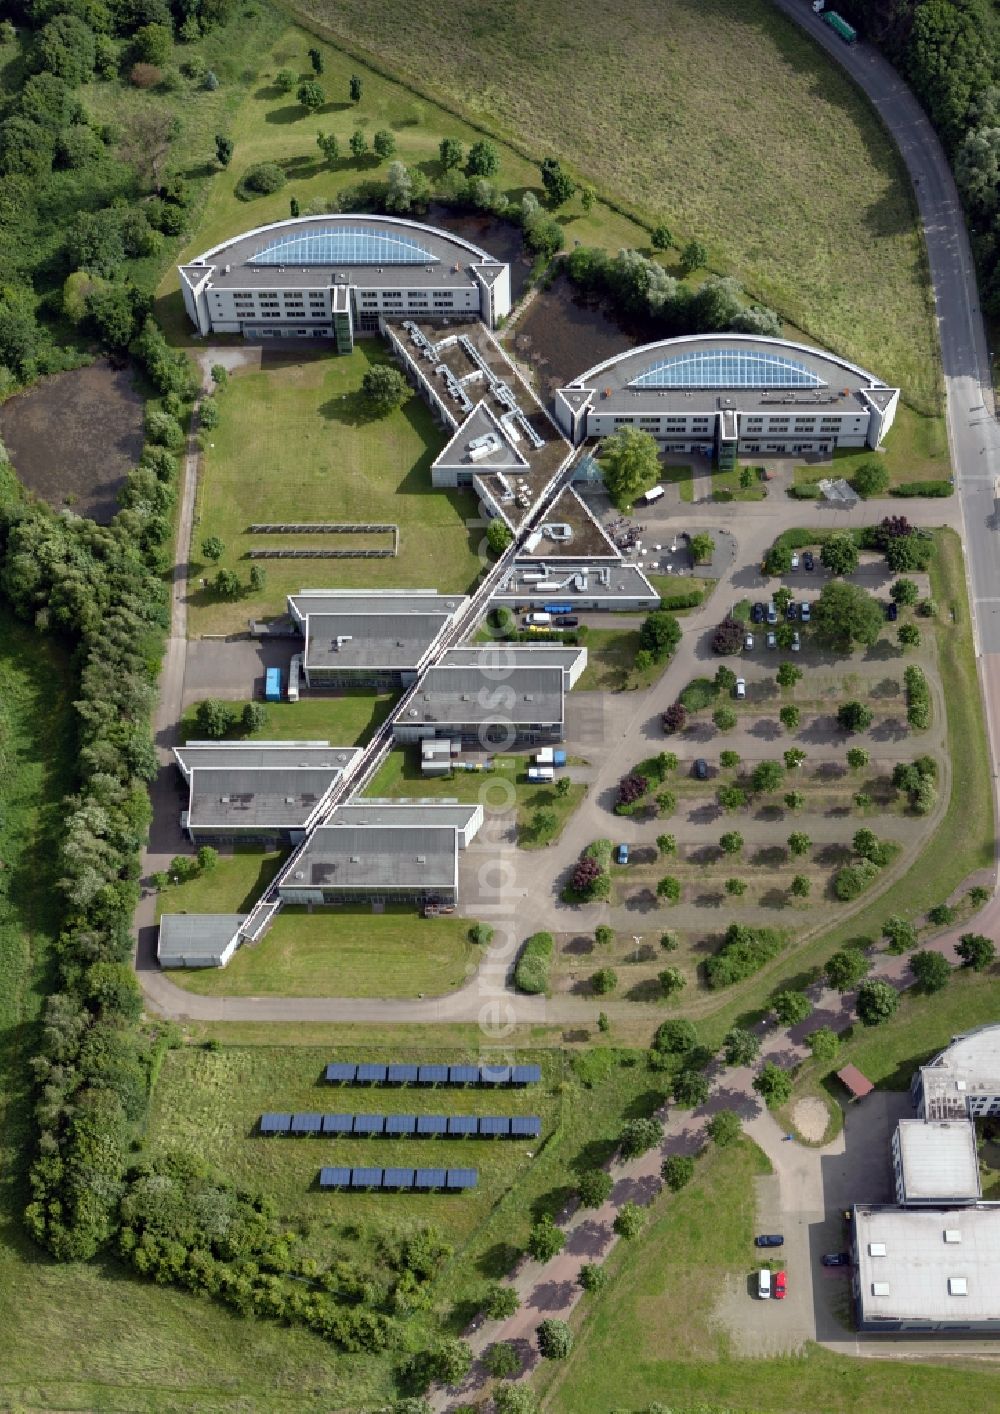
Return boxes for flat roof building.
[554,334,900,466]
[279,823,458,906]
[179,215,511,350]
[440,644,587,691]
[491,558,658,613]
[891,1119,981,1207]
[393,664,565,747]
[331,799,483,849]
[853,1205,1000,1333]
[286,590,467,689]
[158,913,247,968]
[913,1025,1000,1121]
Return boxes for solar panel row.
[318,1167,478,1191]
[261,1113,542,1139]
[324,1062,541,1086]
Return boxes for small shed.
[837,1064,874,1100]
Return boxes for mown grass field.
[794,405,951,488]
[156,845,286,917]
[289,0,940,413]
[540,1135,1000,1413]
[189,345,482,635]
[180,691,396,746]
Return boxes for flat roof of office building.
[158,913,245,965]
[492,560,658,603]
[283,824,458,891]
[182,215,498,292]
[175,742,358,777]
[441,645,586,675]
[560,334,897,417]
[895,1120,981,1203]
[288,589,465,625]
[919,1024,1000,1120]
[332,800,482,836]
[303,611,453,670]
[188,767,339,829]
[855,1205,1000,1325]
[396,665,564,727]
[521,485,619,559]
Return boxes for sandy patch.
[793,1097,830,1143]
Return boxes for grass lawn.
[576,627,667,691]
[156,846,285,917]
[168,906,477,997]
[712,464,768,502]
[364,748,587,848]
[541,1135,1000,1413]
[188,345,482,636]
[288,0,940,413]
[180,691,396,747]
[793,406,951,489]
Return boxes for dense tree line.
[832,0,1000,316]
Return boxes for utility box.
[265,667,283,702]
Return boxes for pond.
[0,362,145,524]
[505,272,659,402]
[425,203,534,300]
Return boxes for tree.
[297,79,324,113]
[656,834,676,857]
[753,1061,793,1108]
[439,136,463,170]
[289,194,301,218]
[316,132,339,166]
[215,134,233,167]
[910,949,951,993]
[784,748,807,769]
[720,750,741,769]
[597,1011,610,1032]
[707,1110,742,1146]
[466,139,500,177]
[486,518,513,556]
[658,966,686,998]
[527,1216,564,1261]
[483,1282,520,1320]
[239,161,285,195]
[882,915,917,953]
[619,1117,662,1159]
[196,845,219,873]
[653,1018,697,1055]
[651,222,673,250]
[726,878,746,896]
[494,1386,540,1414]
[787,831,811,858]
[484,1342,520,1380]
[214,568,241,599]
[578,1169,614,1208]
[349,128,367,158]
[751,760,783,794]
[790,875,811,898]
[578,1261,608,1293]
[957,933,996,971]
[556,776,571,799]
[847,747,869,770]
[349,73,362,102]
[779,705,800,733]
[639,609,682,660]
[774,587,793,615]
[594,925,615,949]
[714,706,737,731]
[673,1068,709,1107]
[200,534,225,563]
[765,542,792,575]
[613,1202,646,1240]
[723,1026,760,1066]
[373,128,396,161]
[812,581,883,651]
[679,239,707,274]
[690,532,715,564]
[134,22,172,66]
[195,699,233,738]
[820,532,859,577]
[718,785,747,811]
[891,577,920,606]
[719,831,743,855]
[592,967,618,995]
[431,1338,472,1386]
[776,662,802,690]
[856,977,899,1027]
[852,459,890,497]
[784,790,805,811]
[274,68,295,93]
[772,990,811,1026]
[537,1319,573,1359]
[806,1027,840,1063]
[712,616,743,654]
[308,46,324,74]
[540,156,576,206]
[657,875,681,903]
[898,623,921,648]
[241,701,268,733]
[662,1154,695,1191]
[661,702,687,734]
[579,183,596,212]
[362,364,408,413]
[600,427,659,508]
[928,902,957,926]
[838,701,873,733]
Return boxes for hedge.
[704,924,783,988]
[905,664,931,729]
[515,932,554,994]
[789,483,821,499]
[891,480,952,498]
[658,588,703,611]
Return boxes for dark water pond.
[425,203,534,300]
[0,362,145,523]
[507,273,658,401]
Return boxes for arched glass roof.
[249,226,440,266]
[628,349,826,390]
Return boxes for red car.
[774,1271,787,1300]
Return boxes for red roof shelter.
[836,1064,874,1100]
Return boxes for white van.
[757,1267,772,1300]
[528,766,555,783]
[524,612,553,626]
[638,485,665,506]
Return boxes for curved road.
[139,3,1000,1023]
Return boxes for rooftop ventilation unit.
[350,855,360,863]
[868,1243,886,1257]
[949,1277,968,1296]
[944,1230,962,1244]
[871,1282,891,1297]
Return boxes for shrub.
[613,1202,646,1240]
[851,459,890,497]
[707,1110,742,1145]
[468,922,493,946]
[662,1155,695,1191]
[720,749,741,768]
[910,949,951,993]
[653,1018,697,1054]
[905,665,930,729]
[661,702,687,733]
[712,617,744,655]
[527,1216,564,1261]
[578,1261,608,1293]
[592,967,618,995]
[619,1117,662,1159]
[956,934,996,971]
[237,162,286,197]
[928,902,957,926]
[891,479,952,497]
[705,923,782,989]
[713,705,737,731]
[577,1169,614,1208]
[856,977,899,1027]
[833,858,880,901]
[514,932,553,994]
[129,62,161,87]
[484,1342,520,1379]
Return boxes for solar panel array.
[319,1167,478,1191]
[261,1113,541,1140]
[249,227,440,267]
[324,1062,541,1087]
[628,349,827,390]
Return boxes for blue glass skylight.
[250,226,440,266]
[629,349,826,390]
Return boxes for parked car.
[755,1234,784,1247]
[744,631,754,650]
[752,601,766,623]
[786,601,797,621]
[615,843,629,866]
[886,601,899,621]
[555,615,579,628]
[800,601,811,623]
[693,758,709,780]
[735,677,747,699]
[766,630,777,649]
[767,601,778,624]
[792,631,801,652]
[822,1252,850,1267]
[802,551,815,572]
[790,552,800,570]
[757,1267,772,1300]
[774,1271,787,1300]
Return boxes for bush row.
[891,480,952,498]
[514,932,554,994]
[657,587,703,611]
[905,664,931,730]
[704,924,782,989]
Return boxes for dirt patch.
[793,1097,830,1143]
[0,362,145,523]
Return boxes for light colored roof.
[396,665,564,727]
[855,1205,1000,1325]
[283,824,457,890]
[493,560,658,603]
[303,611,453,670]
[158,913,245,964]
[334,800,482,841]
[288,589,465,624]
[175,742,356,778]
[441,644,586,677]
[894,1120,981,1203]
[920,1024,1000,1120]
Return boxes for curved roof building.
[178,213,510,349]
[554,333,899,461]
